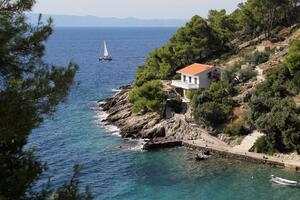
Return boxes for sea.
[28,27,300,200]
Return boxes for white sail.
[103,41,109,57]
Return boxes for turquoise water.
[29,27,300,200]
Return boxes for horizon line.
[29,12,189,21]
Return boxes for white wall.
[181,74,199,84]
[180,66,223,89]
[198,71,211,88]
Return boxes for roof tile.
[177,63,213,76]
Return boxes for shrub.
[194,102,233,127]
[248,87,300,153]
[239,68,257,82]
[134,65,157,87]
[292,71,300,91]
[221,62,241,83]
[173,73,181,80]
[166,98,182,113]
[250,51,270,65]
[241,47,300,153]
[224,120,250,136]
[208,82,237,101]
[222,62,256,84]
[253,136,269,153]
[192,81,236,127]
[284,39,300,76]
[219,48,239,61]
[186,90,196,100]
[128,81,167,115]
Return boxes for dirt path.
[255,66,265,82]
[233,131,264,152]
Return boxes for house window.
[194,78,197,84]
[189,77,192,83]
[183,75,186,82]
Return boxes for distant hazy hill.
[28,13,186,27]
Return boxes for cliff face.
[99,86,206,142]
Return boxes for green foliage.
[221,63,241,84]
[134,15,225,86]
[219,48,239,62]
[239,68,257,82]
[132,0,300,120]
[133,0,300,87]
[237,2,262,38]
[166,98,183,113]
[207,9,238,44]
[253,136,270,153]
[292,72,300,92]
[186,90,196,100]
[192,82,236,127]
[134,65,157,87]
[247,40,300,153]
[284,39,300,76]
[250,51,270,65]
[193,102,233,127]
[129,81,167,115]
[236,0,299,38]
[0,1,92,199]
[173,73,181,80]
[224,120,250,136]
[222,61,257,84]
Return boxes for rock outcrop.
[99,86,209,147]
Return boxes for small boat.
[271,175,298,187]
[195,151,212,161]
[99,40,112,61]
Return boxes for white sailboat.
[99,40,112,61]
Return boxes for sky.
[33,0,246,20]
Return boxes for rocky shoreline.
[98,86,300,172]
[98,85,210,149]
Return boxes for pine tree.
[0,1,92,199]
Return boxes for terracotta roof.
[177,63,213,76]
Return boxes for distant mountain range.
[28,13,187,27]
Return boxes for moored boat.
[195,151,212,161]
[271,175,298,187]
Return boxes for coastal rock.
[106,110,132,123]
[120,118,148,138]
[99,86,221,149]
[140,126,166,139]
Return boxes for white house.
[171,63,222,98]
